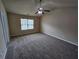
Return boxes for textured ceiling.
[3,0,78,16]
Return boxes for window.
[21,18,34,30]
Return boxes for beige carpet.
[6,33,78,59]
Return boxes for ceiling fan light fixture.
[38,10,43,14]
[39,7,43,11]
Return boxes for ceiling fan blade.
[35,11,38,14]
[44,10,50,12]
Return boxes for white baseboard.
[43,33,78,46]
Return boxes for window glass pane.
[21,25,27,30]
[27,20,34,29]
[28,19,34,24]
[21,19,28,30]
[21,19,27,25]
[27,24,33,29]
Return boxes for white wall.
[0,0,9,59]
[41,8,78,45]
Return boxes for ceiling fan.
[35,0,50,15]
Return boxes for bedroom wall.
[0,0,9,59]
[7,12,41,37]
[41,7,78,45]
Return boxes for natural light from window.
[21,18,34,30]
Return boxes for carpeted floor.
[5,33,78,59]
